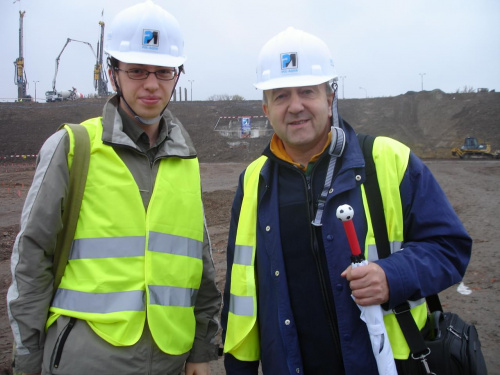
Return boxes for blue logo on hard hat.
[143,29,159,50]
[281,53,298,71]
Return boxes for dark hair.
[107,56,119,69]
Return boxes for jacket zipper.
[303,171,343,360]
[53,317,76,368]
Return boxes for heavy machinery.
[46,38,96,102]
[94,21,109,97]
[13,10,31,101]
[451,137,500,159]
[46,29,109,102]
[45,87,83,102]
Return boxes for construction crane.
[13,10,30,101]
[46,38,99,102]
[94,21,109,96]
[47,20,109,102]
[53,38,97,92]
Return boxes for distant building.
[214,115,274,139]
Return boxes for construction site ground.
[1,90,499,374]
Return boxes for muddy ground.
[1,93,499,373]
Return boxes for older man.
[221,27,471,374]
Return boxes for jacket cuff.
[377,257,408,309]
[15,350,43,374]
[186,339,219,363]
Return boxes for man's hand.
[341,262,389,306]
[185,361,210,375]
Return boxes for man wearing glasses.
[7,2,221,375]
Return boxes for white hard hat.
[254,27,337,90]
[105,0,186,67]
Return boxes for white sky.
[2,0,499,102]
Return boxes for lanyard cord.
[311,126,345,226]
[312,81,345,227]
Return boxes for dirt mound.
[338,90,500,157]
[1,90,499,161]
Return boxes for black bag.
[422,310,487,375]
[358,133,488,375]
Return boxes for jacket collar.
[337,116,367,171]
[269,132,332,171]
[100,95,197,159]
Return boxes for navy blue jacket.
[221,119,472,374]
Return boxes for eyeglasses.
[114,67,178,81]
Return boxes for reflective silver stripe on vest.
[367,241,403,261]
[148,285,198,307]
[234,245,253,266]
[148,231,202,259]
[52,289,145,313]
[69,237,145,259]
[229,294,254,316]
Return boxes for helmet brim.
[105,49,186,68]
[254,75,335,91]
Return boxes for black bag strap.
[357,133,440,362]
[52,123,90,295]
[357,134,391,259]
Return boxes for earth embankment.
[1,90,499,161]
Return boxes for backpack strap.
[52,123,90,295]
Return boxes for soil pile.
[1,90,499,161]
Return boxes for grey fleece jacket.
[7,95,221,374]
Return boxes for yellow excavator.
[451,137,500,159]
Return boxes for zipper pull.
[447,325,462,339]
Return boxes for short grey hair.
[262,81,334,105]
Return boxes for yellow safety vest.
[47,118,205,355]
[224,156,266,361]
[225,137,427,361]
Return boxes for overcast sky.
[2,0,499,102]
